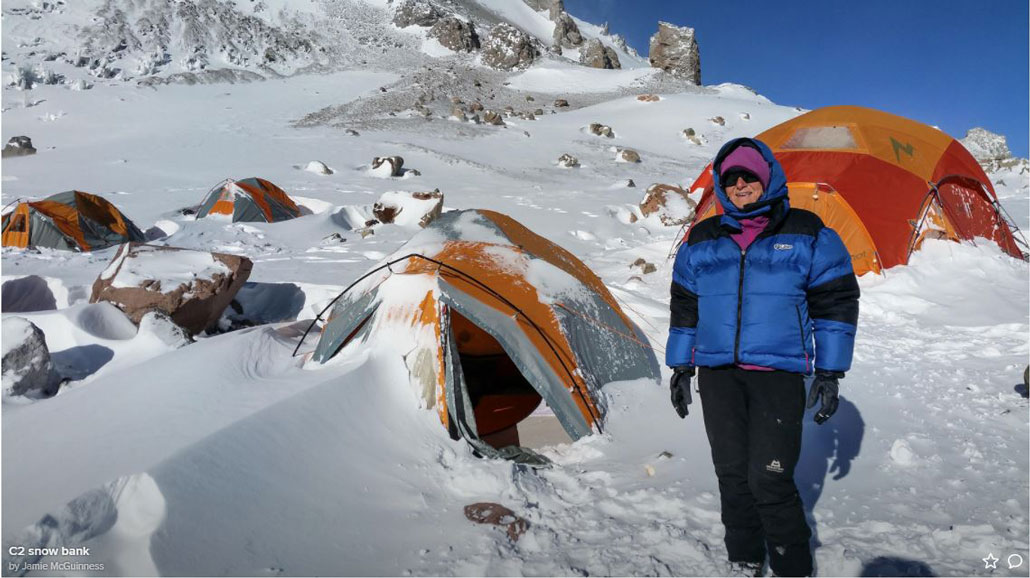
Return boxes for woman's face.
[724,173,765,209]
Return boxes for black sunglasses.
[721,169,761,188]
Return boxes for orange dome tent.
[1,191,145,251]
[688,106,1027,274]
[196,177,301,223]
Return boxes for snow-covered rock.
[649,21,701,84]
[372,190,444,228]
[579,38,620,69]
[639,183,697,226]
[616,148,641,163]
[2,317,61,398]
[392,0,443,28]
[89,243,253,335]
[481,23,539,70]
[429,17,480,52]
[589,122,615,138]
[961,127,1025,172]
[557,153,579,168]
[302,160,334,175]
[2,136,36,158]
[371,155,405,177]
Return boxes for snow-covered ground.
[2,5,1028,577]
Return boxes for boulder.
[557,153,579,168]
[617,148,641,163]
[90,243,253,336]
[482,110,505,126]
[139,311,192,349]
[2,317,61,397]
[372,155,405,177]
[630,258,657,275]
[345,129,360,136]
[450,105,468,121]
[682,128,704,145]
[372,190,444,228]
[464,502,528,542]
[639,183,697,226]
[2,136,36,158]
[482,23,539,70]
[648,21,701,84]
[579,38,620,69]
[468,101,484,112]
[552,11,583,48]
[554,99,569,108]
[392,0,442,27]
[740,112,751,120]
[589,123,614,138]
[637,94,660,102]
[429,17,480,52]
[709,116,725,126]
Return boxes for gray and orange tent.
[307,209,660,463]
[688,105,1027,275]
[196,177,301,223]
[1,191,145,251]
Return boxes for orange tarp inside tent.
[688,105,1026,272]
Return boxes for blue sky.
[565,0,1030,158]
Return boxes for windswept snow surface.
[2,23,1029,578]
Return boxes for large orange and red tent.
[688,106,1026,274]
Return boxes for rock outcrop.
[961,128,1025,172]
[579,38,620,69]
[2,317,61,397]
[90,243,253,336]
[482,23,539,70]
[649,21,701,84]
[393,0,443,28]
[552,12,583,48]
[429,17,480,52]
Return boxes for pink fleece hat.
[720,146,771,189]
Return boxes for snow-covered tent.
[310,209,661,463]
[1,191,145,252]
[195,177,301,223]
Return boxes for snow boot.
[729,560,765,576]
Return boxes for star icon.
[983,553,999,569]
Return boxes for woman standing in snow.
[666,138,860,577]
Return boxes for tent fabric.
[1,191,144,251]
[196,178,301,223]
[687,105,1024,270]
[311,209,660,452]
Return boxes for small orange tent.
[196,178,301,223]
[1,191,144,251]
[688,106,1026,273]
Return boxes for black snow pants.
[698,365,813,577]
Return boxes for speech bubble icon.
[1007,554,1024,569]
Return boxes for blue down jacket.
[666,138,860,374]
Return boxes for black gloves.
[807,370,843,424]
[670,366,695,418]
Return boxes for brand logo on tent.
[774,243,793,251]
[766,459,784,473]
[890,136,915,163]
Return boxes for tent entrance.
[450,310,572,450]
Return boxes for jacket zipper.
[734,248,747,362]
[795,304,809,372]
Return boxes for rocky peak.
[960,128,1019,169]
[648,21,701,84]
